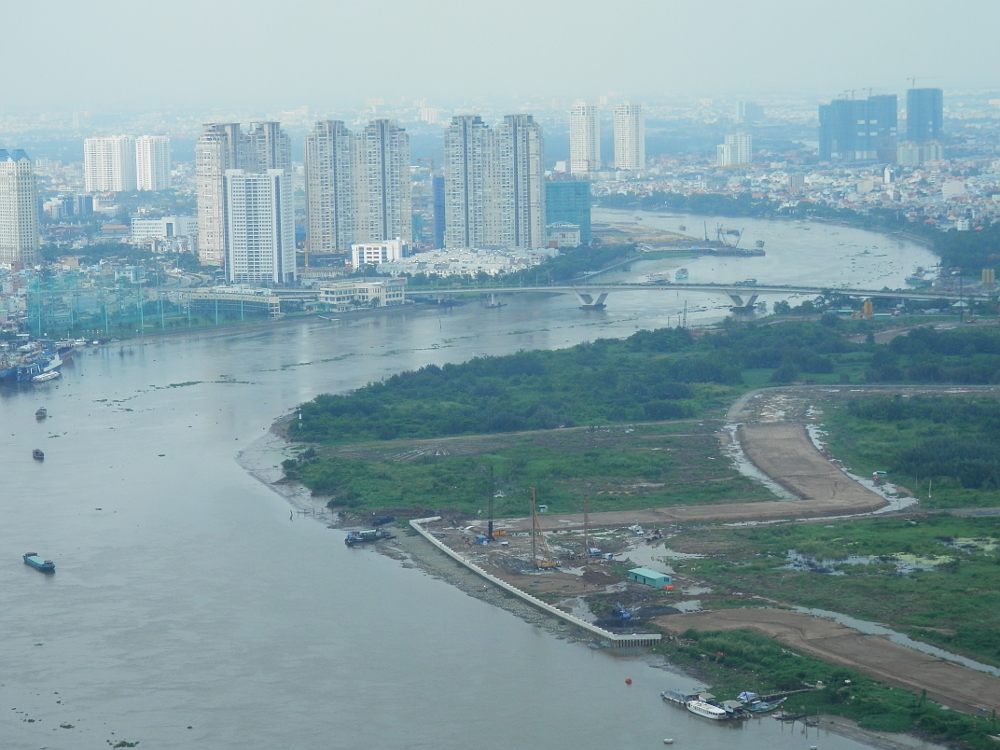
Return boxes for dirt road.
[652,608,999,716]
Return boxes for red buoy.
[625,678,632,685]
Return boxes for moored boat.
[745,697,787,713]
[32,370,61,383]
[23,553,55,572]
[674,268,689,281]
[686,700,730,721]
[345,528,396,546]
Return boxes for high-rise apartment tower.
[569,102,600,174]
[353,120,411,244]
[487,114,545,248]
[0,149,39,266]
[443,115,490,248]
[84,135,137,192]
[613,103,645,171]
[819,95,897,162]
[304,120,354,253]
[196,124,245,267]
[222,169,296,285]
[135,135,171,191]
[906,88,943,144]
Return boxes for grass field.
[283,421,776,516]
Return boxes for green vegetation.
[657,630,998,749]
[867,325,1000,384]
[823,392,1000,508]
[281,423,774,513]
[665,515,1000,666]
[935,221,1000,273]
[291,322,863,446]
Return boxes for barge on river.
[23,553,55,572]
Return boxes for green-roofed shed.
[628,567,672,589]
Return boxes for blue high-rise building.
[906,88,943,144]
[819,94,897,163]
[545,181,591,243]
[432,175,445,249]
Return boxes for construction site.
[382,386,1000,718]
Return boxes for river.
[1,215,943,749]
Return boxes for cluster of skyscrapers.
[818,88,943,164]
[568,102,646,175]
[83,135,171,193]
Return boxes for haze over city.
[3,0,999,110]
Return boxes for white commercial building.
[717,133,753,167]
[84,135,137,193]
[0,149,39,266]
[351,238,407,267]
[135,135,171,191]
[222,169,296,286]
[319,278,406,310]
[613,103,645,171]
[569,102,601,174]
[131,215,197,240]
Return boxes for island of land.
[271,318,1000,750]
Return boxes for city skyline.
[0,1,997,111]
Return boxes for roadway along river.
[1,217,943,750]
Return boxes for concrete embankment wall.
[409,517,661,648]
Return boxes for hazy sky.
[5,0,998,111]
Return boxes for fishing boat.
[33,448,44,460]
[35,407,47,419]
[23,553,55,572]
[686,700,730,721]
[745,697,787,713]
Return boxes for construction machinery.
[529,487,557,569]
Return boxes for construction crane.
[529,487,557,569]
[486,464,495,541]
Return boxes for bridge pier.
[574,289,609,309]
[725,290,759,313]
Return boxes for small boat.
[686,700,730,721]
[32,370,61,383]
[345,528,396,546]
[674,268,689,281]
[35,407,47,419]
[23,552,55,572]
[745,697,787,713]
[32,449,44,460]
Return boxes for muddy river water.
[1,215,943,749]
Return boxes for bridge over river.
[406,282,981,311]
